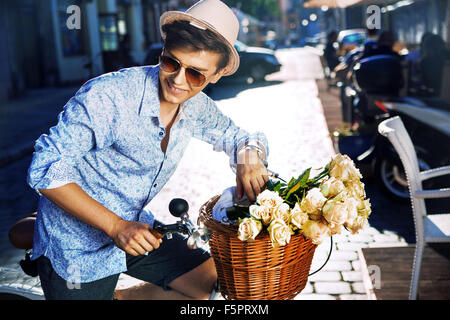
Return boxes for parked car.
[231,40,281,83]
[143,40,281,85]
[143,42,164,66]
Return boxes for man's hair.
[377,31,395,48]
[161,20,230,73]
[366,27,378,37]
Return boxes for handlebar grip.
[149,228,164,239]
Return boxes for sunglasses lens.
[160,56,180,73]
[160,55,207,87]
[186,69,206,87]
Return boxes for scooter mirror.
[169,198,189,218]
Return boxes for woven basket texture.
[199,195,317,300]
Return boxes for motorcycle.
[338,54,450,200]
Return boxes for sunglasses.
[159,55,207,87]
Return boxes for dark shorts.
[37,232,211,300]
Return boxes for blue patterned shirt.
[26,65,269,282]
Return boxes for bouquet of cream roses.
[231,153,371,247]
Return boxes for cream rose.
[237,218,263,241]
[301,220,330,245]
[256,189,284,209]
[344,196,359,225]
[329,154,362,182]
[272,202,291,225]
[300,188,327,215]
[290,202,309,230]
[320,177,345,198]
[357,198,372,219]
[249,205,272,226]
[267,218,292,247]
[322,199,348,228]
[345,215,368,235]
[329,223,344,235]
[347,180,366,199]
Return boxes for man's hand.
[108,219,162,256]
[236,148,269,202]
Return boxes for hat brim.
[160,11,240,76]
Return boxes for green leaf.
[285,180,302,201]
[302,168,311,183]
[274,183,282,192]
[287,177,296,188]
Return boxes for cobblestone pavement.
[0,47,409,300]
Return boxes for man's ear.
[209,68,228,84]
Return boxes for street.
[0,47,415,299]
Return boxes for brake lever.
[148,199,211,249]
[152,220,190,239]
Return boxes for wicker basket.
[199,195,317,300]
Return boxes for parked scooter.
[338,54,450,200]
[344,54,404,125]
[366,96,450,199]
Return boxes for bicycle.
[1,198,220,300]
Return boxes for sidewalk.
[0,86,79,168]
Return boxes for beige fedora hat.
[160,0,240,76]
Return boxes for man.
[360,31,400,59]
[27,0,269,300]
[323,30,340,72]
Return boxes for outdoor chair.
[378,116,450,300]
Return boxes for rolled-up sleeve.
[192,94,269,168]
[27,80,118,193]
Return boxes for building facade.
[0,0,185,102]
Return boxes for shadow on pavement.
[362,176,416,243]
[362,174,450,244]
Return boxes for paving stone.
[308,271,341,282]
[339,294,369,300]
[320,260,352,272]
[381,229,399,236]
[373,233,403,243]
[351,260,362,271]
[351,282,367,294]
[368,242,408,248]
[347,234,374,243]
[314,281,352,295]
[329,250,358,261]
[294,293,337,300]
[361,226,382,235]
[336,242,370,251]
[330,234,350,243]
[301,281,314,294]
[341,271,364,282]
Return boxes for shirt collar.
[139,65,161,117]
[139,65,188,122]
